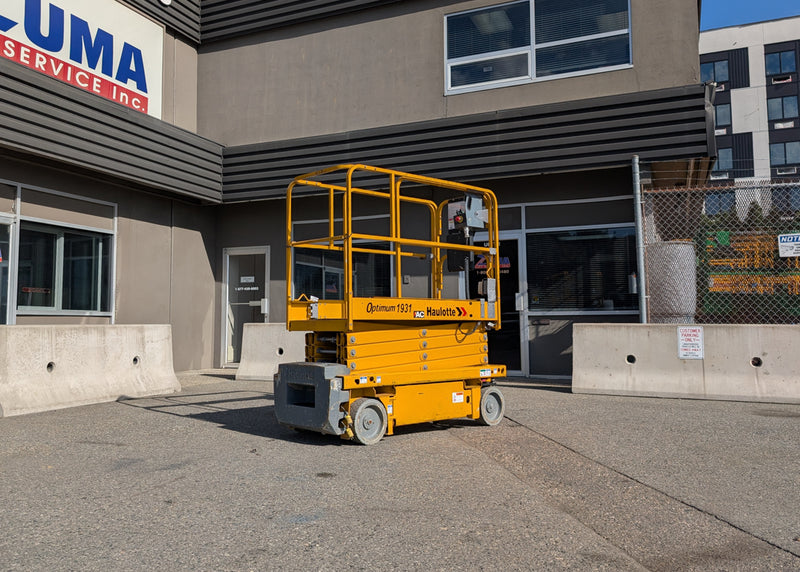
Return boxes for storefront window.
[526,227,637,311]
[17,224,111,313]
[17,227,56,308]
[62,232,110,311]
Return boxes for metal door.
[222,246,270,366]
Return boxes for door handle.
[248,299,269,315]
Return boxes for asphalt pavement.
[1,372,798,571]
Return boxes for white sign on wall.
[778,233,800,258]
[677,326,704,360]
[0,0,164,117]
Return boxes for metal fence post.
[632,155,648,323]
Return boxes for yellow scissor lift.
[274,165,506,444]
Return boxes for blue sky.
[701,0,800,30]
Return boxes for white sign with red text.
[677,326,704,360]
[0,0,164,117]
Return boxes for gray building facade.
[0,0,713,377]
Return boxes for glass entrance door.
[525,226,639,377]
[223,246,270,366]
[0,223,9,324]
[472,235,525,374]
[490,238,523,372]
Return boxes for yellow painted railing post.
[285,181,296,321]
[345,165,357,331]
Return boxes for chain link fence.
[641,179,800,324]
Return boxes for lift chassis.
[274,165,507,444]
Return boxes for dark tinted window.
[447,2,530,59]
[766,50,797,75]
[526,227,637,311]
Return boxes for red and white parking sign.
[677,326,704,360]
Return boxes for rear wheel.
[350,398,388,445]
[479,386,505,426]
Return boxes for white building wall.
[700,17,800,55]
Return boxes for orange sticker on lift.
[452,392,464,404]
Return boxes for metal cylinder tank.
[647,241,697,324]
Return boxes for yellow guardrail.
[286,164,501,331]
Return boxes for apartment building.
[700,16,800,183]
[1,0,713,380]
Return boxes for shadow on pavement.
[190,406,480,445]
[117,389,350,446]
[500,379,572,393]
[118,380,548,445]
[189,406,349,447]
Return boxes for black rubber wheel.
[479,386,505,426]
[349,398,388,445]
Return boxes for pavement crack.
[502,414,800,562]
[454,417,799,570]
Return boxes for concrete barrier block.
[236,323,307,381]
[702,325,797,401]
[573,324,800,404]
[0,325,180,417]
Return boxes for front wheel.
[479,386,505,426]
[349,398,388,445]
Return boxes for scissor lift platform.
[274,165,506,444]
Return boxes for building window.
[715,103,731,127]
[767,96,799,121]
[770,141,800,166]
[16,224,111,313]
[700,60,729,83]
[705,191,735,215]
[772,186,800,213]
[294,249,344,300]
[765,50,797,76]
[445,0,631,93]
[293,246,391,300]
[526,227,637,311]
[712,148,733,172]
